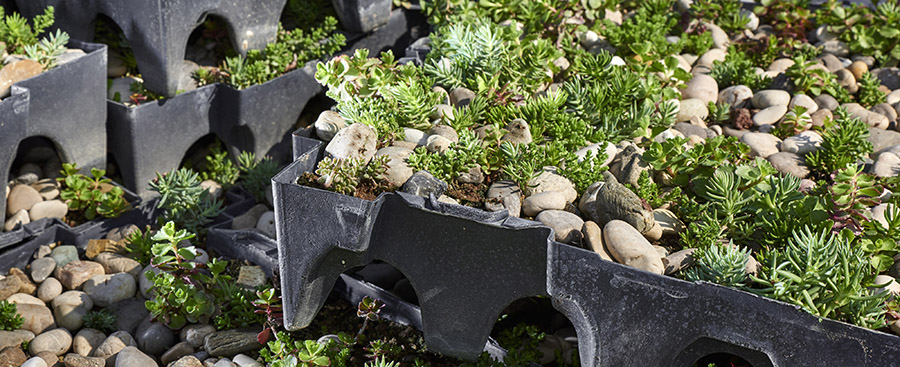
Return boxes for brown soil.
[354,179,381,201]
[446,182,487,206]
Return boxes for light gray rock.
[29,328,72,356]
[73,329,106,357]
[3,209,29,232]
[92,253,141,279]
[7,293,43,305]
[844,103,889,129]
[29,200,68,221]
[694,48,726,69]
[426,135,452,154]
[82,273,136,308]
[575,142,616,168]
[36,277,62,302]
[138,267,160,298]
[114,346,157,367]
[836,68,859,94]
[400,171,447,199]
[818,53,843,72]
[428,124,458,143]
[314,111,346,141]
[873,67,900,90]
[15,303,55,335]
[663,248,697,275]
[161,342,195,365]
[675,98,709,122]
[0,330,33,350]
[870,127,900,154]
[753,105,788,126]
[254,212,276,238]
[324,123,377,163]
[768,152,810,178]
[717,85,752,108]
[751,90,790,109]
[673,122,715,139]
[582,221,612,261]
[888,90,900,105]
[31,178,60,201]
[811,109,832,127]
[449,87,476,107]
[525,167,577,204]
[52,291,93,331]
[609,144,650,189]
[402,128,428,146]
[782,131,823,155]
[603,220,665,274]
[180,324,216,349]
[522,191,567,217]
[56,261,105,290]
[92,331,135,363]
[485,180,522,217]
[789,94,819,113]
[107,77,141,101]
[814,94,839,111]
[767,58,795,73]
[740,132,782,158]
[819,40,849,57]
[30,257,56,283]
[231,204,268,230]
[680,73,718,105]
[874,152,900,178]
[653,209,684,236]
[535,210,585,244]
[21,357,47,367]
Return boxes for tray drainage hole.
[187,14,237,67]
[8,136,63,185]
[489,296,579,366]
[350,261,419,306]
[94,14,140,78]
[694,353,753,367]
[180,134,233,176]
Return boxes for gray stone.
[653,209,685,236]
[814,94,839,111]
[428,124,458,143]
[673,122,715,139]
[7,293,43,305]
[873,67,900,90]
[574,142,616,168]
[82,274,136,308]
[845,103,889,128]
[29,328,72,356]
[522,192,567,217]
[400,171,447,198]
[73,329,106,357]
[768,152,810,178]
[0,330,33,350]
[92,331,135,364]
[15,303,55,335]
[50,246,79,268]
[139,267,160,299]
[694,48,726,69]
[107,77,141,101]
[136,318,176,356]
[402,128,428,146]
[426,135,452,154]
[449,87,476,107]
[789,94,819,113]
[21,357,47,367]
[64,353,105,367]
[30,257,56,283]
[429,104,455,122]
[811,109,832,127]
[456,165,484,184]
[52,291,93,331]
[603,220,665,274]
[375,147,414,188]
[675,98,709,122]
[609,144,649,188]
[231,354,262,367]
[30,200,68,221]
[236,266,266,290]
[751,90,790,109]
[500,119,532,144]
[254,212,276,238]
[525,167,577,204]
[768,58,795,73]
[588,175,655,234]
[3,209,29,232]
[231,204,267,230]
[161,342,195,365]
[106,225,139,243]
[314,110,346,141]
[717,85,752,108]
[114,346,156,367]
[0,345,27,366]
[204,330,261,358]
[582,220,612,261]
[740,132,782,158]
[870,127,900,154]
[180,324,216,349]
[535,210,585,244]
[324,123,377,163]
[836,68,859,94]
[818,53,842,72]
[888,90,900,105]
[782,131,823,155]
[680,73,718,105]
[663,248,697,275]
[31,178,59,201]
[484,180,522,217]
[874,152,900,178]
[819,40,849,57]
[37,277,62,302]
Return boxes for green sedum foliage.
[805,107,872,176]
[148,168,224,235]
[83,310,117,333]
[58,163,131,221]
[0,6,55,54]
[0,300,23,331]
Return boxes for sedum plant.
[749,226,889,329]
[237,151,280,203]
[149,167,224,235]
[83,310,117,333]
[0,6,55,54]
[24,29,68,69]
[857,71,887,108]
[58,163,130,220]
[0,300,23,331]
[312,155,390,196]
[805,107,872,176]
[684,242,751,288]
[198,142,240,189]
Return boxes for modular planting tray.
[109,7,427,199]
[273,133,900,365]
[0,40,107,223]
[16,0,286,96]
